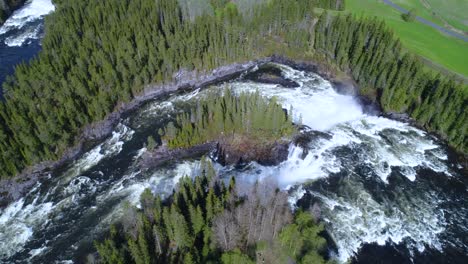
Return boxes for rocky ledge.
[0,58,270,208]
[139,135,291,171]
[214,135,290,166]
[0,0,25,24]
[0,55,359,208]
[244,64,300,88]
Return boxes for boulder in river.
[0,0,25,24]
[140,135,291,171]
[214,135,290,166]
[244,64,300,88]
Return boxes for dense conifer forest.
[94,159,330,264]
[0,0,466,180]
[158,88,295,149]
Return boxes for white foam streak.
[0,198,54,259]
[0,0,54,31]
[347,116,449,182]
[61,124,134,183]
[221,64,452,262]
[276,143,339,187]
[0,124,135,260]
[95,161,200,227]
[309,188,445,262]
[28,246,48,258]
[3,22,41,46]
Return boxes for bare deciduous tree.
[121,203,139,240]
[213,210,242,251]
[212,178,293,251]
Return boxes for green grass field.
[344,0,468,78]
[391,0,468,33]
[391,0,445,27]
[424,0,468,32]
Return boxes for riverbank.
[0,55,358,208]
[0,58,266,207]
[2,55,465,209]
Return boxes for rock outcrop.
[214,135,290,166]
[139,135,291,172]
[0,0,25,24]
[244,64,300,88]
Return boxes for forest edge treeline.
[0,0,466,207]
[0,56,354,209]
[92,159,332,263]
[141,87,297,170]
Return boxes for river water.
[0,63,466,263]
[0,4,467,264]
[0,0,54,97]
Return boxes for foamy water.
[0,124,134,261]
[0,63,464,263]
[0,195,54,259]
[0,0,55,46]
[215,64,457,261]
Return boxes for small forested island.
[0,0,465,182]
[0,0,467,263]
[140,89,296,169]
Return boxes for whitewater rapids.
[0,63,466,263]
[0,0,55,46]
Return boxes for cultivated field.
[345,0,468,78]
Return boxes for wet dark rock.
[0,0,25,24]
[140,137,290,171]
[294,129,332,159]
[383,112,411,122]
[139,142,217,170]
[244,64,300,88]
[253,141,289,166]
[214,136,290,167]
[310,202,322,220]
[357,95,382,116]
[0,172,39,208]
[332,80,358,96]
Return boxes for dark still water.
[0,40,42,97]
[0,63,466,263]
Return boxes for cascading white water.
[212,64,455,261]
[0,191,54,259]
[61,123,135,183]
[235,64,365,131]
[0,0,55,46]
[227,65,449,181]
[0,63,464,263]
[0,123,134,260]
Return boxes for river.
[0,4,467,264]
[0,0,54,97]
